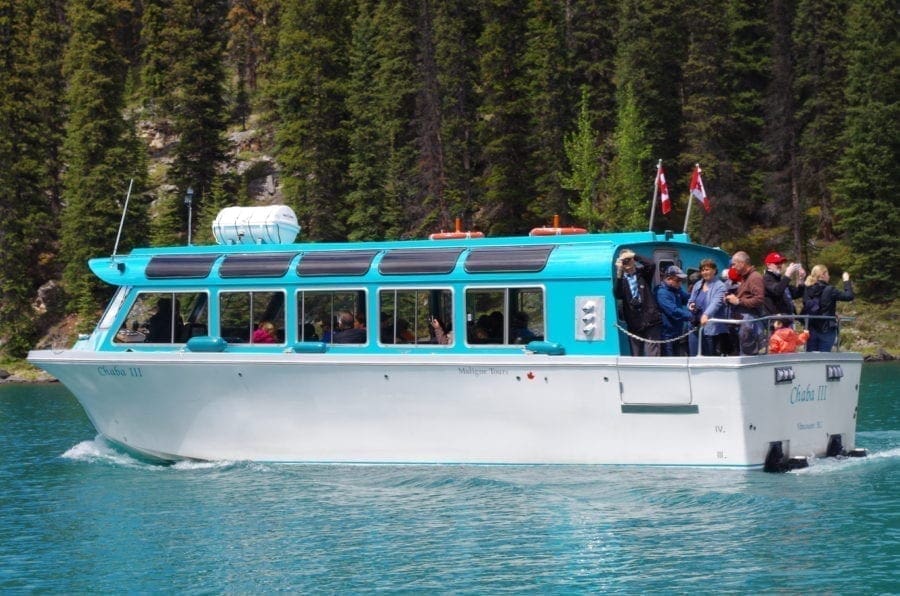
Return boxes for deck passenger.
[768,318,809,354]
[725,251,766,355]
[614,248,662,356]
[762,252,805,318]
[655,266,692,356]
[688,259,728,356]
[802,265,853,352]
[332,311,367,343]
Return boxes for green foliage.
[561,87,602,229]
[477,0,533,235]
[60,0,147,330]
[832,0,899,301]
[433,1,481,228]
[602,85,650,231]
[0,0,66,356]
[523,0,572,222]
[793,0,849,241]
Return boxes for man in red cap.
[762,251,805,317]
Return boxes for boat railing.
[696,313,852,356]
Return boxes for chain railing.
[617,313,851,356]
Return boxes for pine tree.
[523,0,572,223]
[273,0,353,241]
[345,0,418,241]
[566,0,618,140]
[603,84,651,231]
[763,0,803,260]
[167,0,230,234]
[609,0,686,231]
[60,0,147,328]
[141,0,229,243]
[832,0,899,299]
[561,87,602,230]
[793,0,849,241]
[433,0,481,229]
[477,0,532,235]
[680,2,732,242]
[0,0,66,356]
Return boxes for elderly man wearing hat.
[614,248,662,356]
[762,251,805,318]
[655,265,693,356]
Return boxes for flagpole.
[683,163,698,233]
[648,159,661,231]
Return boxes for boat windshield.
[98,287,131,331]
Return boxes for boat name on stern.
[790,384,827,404]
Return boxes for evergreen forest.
[0,0,897,358]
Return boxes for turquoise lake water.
[1,363,897,592]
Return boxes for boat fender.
[186,336,228,353]
[526,341,565,356]
[289,342,327,354]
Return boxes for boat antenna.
[112,178,134,262]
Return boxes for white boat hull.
[29,350,862,467]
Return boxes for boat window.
[378,249,464,275]
[297,250,378,276]
[114,291,208,344]
[219,291,286,344]
[98,287,130,330]
[379,289,453,345]
[464,246,553,273]
[465,287,544,345]
[145,254,219,278]
[219,253,298,278]
[297,290,367,344]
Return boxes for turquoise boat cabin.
[91,213,729,357]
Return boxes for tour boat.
[28,206,864,469]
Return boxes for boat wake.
[61,435,238,471]
[793,444,900,475]
[61,435,149,468]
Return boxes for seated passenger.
[302,322,318,341]
[332,310,367,343]
[146,297,182,343]
[509,312,536,344]
[431,316,452,345]
[396,318,415,343]
[252,321,277,343]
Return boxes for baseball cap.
[665,265,687,279]
[764,252,787,265]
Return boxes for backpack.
[802,286,833,331]
[801,295,821,316]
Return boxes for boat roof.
[91,230,722,286]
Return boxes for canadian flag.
[690,164,710,212]
[657,165,671,215]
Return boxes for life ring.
[429,231,485,240]
[429,217,484,240]
[529,214,587,236]
[529,226,587,236]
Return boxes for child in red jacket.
[769,318,809,354]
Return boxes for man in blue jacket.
[655,265,692,356]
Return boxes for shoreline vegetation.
[5,297,896,384]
